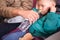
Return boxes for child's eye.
[40,5,44,8]
[41,5,44,7]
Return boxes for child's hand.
[19,33,33,40]
[50,6,56,12]
[50,1,56,12]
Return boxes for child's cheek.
[41,7,49,15]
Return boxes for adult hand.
[18,10,39,24]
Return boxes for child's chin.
[41,12,47,15]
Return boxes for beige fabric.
[0,0,33,17]
[45,31,60,40]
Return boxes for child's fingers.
[50,6,56,12]
[19,33,34,40]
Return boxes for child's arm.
[19,33,33,40]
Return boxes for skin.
[37,0,56,14]
[19,33,33,40]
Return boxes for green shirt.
[29,11,60,37]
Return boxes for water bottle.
[18,8,40,32]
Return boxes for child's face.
[37,0,56,15]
